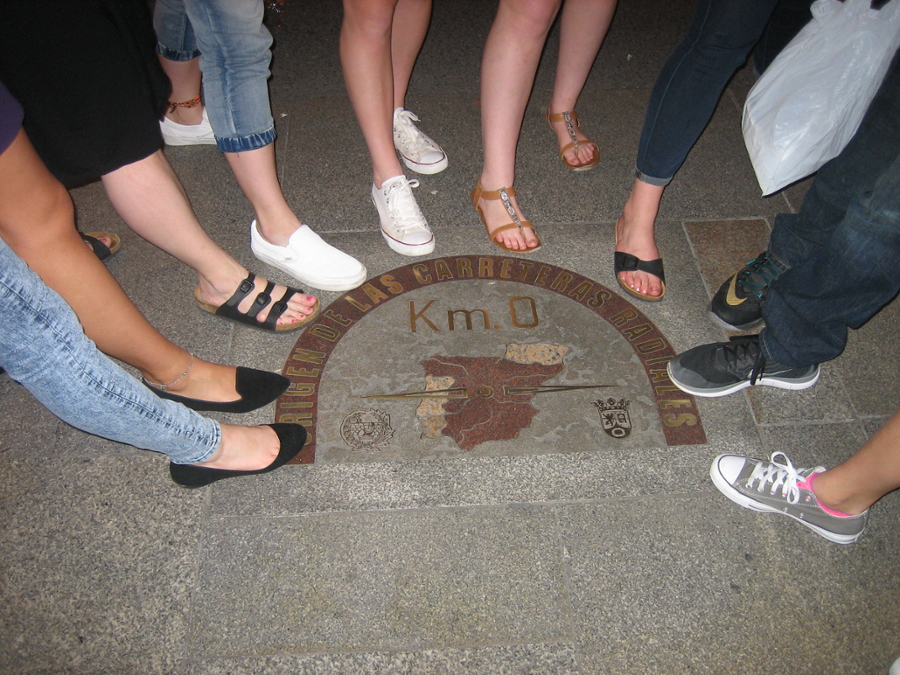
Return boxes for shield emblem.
[593,397,632,439]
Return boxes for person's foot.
[547,110,598,168]
[160,107,217,146]
[667,334,820,397]
[197,272,317,329]
[170,424,307,487]
[251,221,367,292]
[473,180,539,251]
[709,452,868,544]
[195,423,281,471]
[372,175,435,256]
[392,108,448,175]
[708,251,783,331]
[615,214,663,298]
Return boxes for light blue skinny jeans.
[0,238,220,463]
[154,0,275,153]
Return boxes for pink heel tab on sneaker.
[805,473,856,518]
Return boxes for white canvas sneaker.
[372,175,435,256]
[392,107,448,175]
[160,108,217,146]
[250,221,367,292]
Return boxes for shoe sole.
[706,301,764,332]
[709,456,861,544]
[667,362,820,398]
[381,230,435,257]
[401,154,448,175]
[251,251,368,292]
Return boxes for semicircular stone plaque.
[277,255,706,463]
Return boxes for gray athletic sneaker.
[710,452,868,544]
[668,334,820,397]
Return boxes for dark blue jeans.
[635,0,780,185]
[760,48,900,368]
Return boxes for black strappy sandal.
[194,272,319,332]
[80,232,121,261]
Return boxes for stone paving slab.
[187,506,571,658]
[0,451,201,675]
[561,494,900,675]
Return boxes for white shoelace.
[384,178,427,234]
[745,452,803,503]
[394,110,439,155]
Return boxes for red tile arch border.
[277,255,706,463]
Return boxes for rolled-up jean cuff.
[216,127,276,153]
[634,167,673,187]
[155,43,201,62]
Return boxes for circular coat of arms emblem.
[340,409,395,451]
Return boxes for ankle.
[810,473,870,516]
[166,96,203,126]
[142,353,195,394]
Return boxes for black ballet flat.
[170,423,307,488]
[145,366,290,413]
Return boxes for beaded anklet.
[167,95,201,114]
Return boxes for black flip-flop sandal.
[194,272,319,332]
[614,251,666,302]
[80,232,121,261]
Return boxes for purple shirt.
[0,80,24,155]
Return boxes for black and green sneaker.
[708,251,782,331]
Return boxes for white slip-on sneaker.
[160,108,217,146]
[372,175,435,256]
[392,108,448,175]
[250,221,367,292]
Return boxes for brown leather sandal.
[546,110,600,172]
[471,182,541,254]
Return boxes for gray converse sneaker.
[710,452,868,544]
[392,108,448,175]
[372,175,435,256]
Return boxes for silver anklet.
[143,354,194,391]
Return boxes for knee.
[342,0,397,36]
[498,0,560,38]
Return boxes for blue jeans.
[635,0,781,185]
[0,238,220,464]
[154,0,275,153]
[760,48,900,368]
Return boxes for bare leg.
[157,55,204,126]
[390,0,432,108]
[225,145,305,247]
[341,0,411,186]
[478,0,561,250]
[615,177,665,298]
[812,410,900,516]
[548,0,616,167]
[0,129,247,404]
[101,150,317,324]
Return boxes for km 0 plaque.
[277,256,706,464]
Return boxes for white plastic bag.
[742,0,900,195]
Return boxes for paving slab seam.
[175,639,583,665]
[205,491,721,521]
